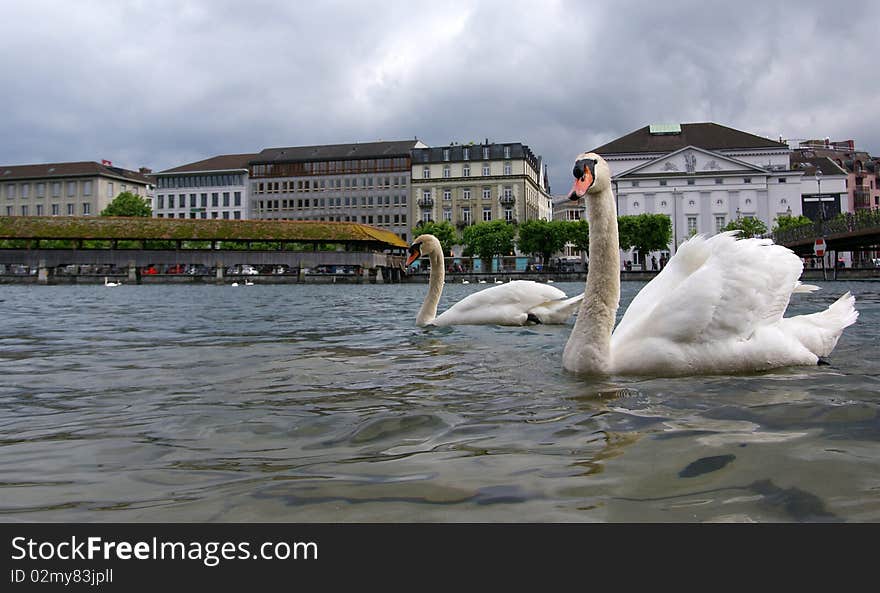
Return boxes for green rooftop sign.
[649,123,682,135]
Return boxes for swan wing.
[432,280,568,326]
[611,232,803,348]
[528,293,585,324]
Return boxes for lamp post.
[672,186,678,255]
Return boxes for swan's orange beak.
[405,244,421,267]
[569,170,593,200]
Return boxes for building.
[1,161,152,217]
[552,194,585,258]
[410,141,552,235]
[153,153,255,220]
[593,122,807,256]
[248,140,427,242]
[787,154,848,222]
[790,139,880,212]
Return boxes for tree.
[101,191,152,217]
[722,216,767,239]
[772,214,812,233]
[461,220,516,272]
[565,219,590,257]
[516,219,569,264]
[619,214,672,268]
[412,220,458,255]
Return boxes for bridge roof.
[0,216,407,248]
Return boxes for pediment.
[615,146,768,178]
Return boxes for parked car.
[240,265,259,275]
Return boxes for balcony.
[499,195,516,205]
[417,197,434,208]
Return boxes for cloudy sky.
[2,0,877,194]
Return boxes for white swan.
[104,277,121,287]
[406,234,583,326]
[245,279,254,286]
[562,152,858,376]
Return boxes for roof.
[411,142,533,163]
[0,161,152,184]
[251,140,426,164]
[789,155,849,177]
[593,122,789,155]
[0,216,408,248]
[159,153,257,174]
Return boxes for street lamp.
[672,186,678,254]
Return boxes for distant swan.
[104,277,121,287]
[245,279,254,286]
[562,152,858,376]
[406,234,583,326]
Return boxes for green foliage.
[461,220,516,268]
[100,191,152,217]
[620,214,672,266]
[722,216,767,239]
[516,219,570,263]
[565,219,590,255]
[413,220,459,255]
[772,214,812,233]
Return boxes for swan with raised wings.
[562,152,858,376]
[406,234,583,326]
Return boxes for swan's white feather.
[432,280,572,326]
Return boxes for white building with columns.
[593,122,808,259]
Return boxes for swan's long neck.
[416,248,445,326]
[563,185,620,374]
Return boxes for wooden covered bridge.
[0,216,409,284]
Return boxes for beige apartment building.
[1,161,152,217]
[409,141,553,234]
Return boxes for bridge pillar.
[216,264,224,284]
[37,259,50,285]
[375,267,384,284]
[128,260,138,284]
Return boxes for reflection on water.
[0,281,878,522]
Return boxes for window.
[463,188,471,200]
[463,164,470,177]
[503,187,513,200]
[5,184,14,199]
[158,196,164,209]
[504,208,513,221]
[482,146,489,159]
[67,203,75,215]
[36,183,45,197]
[744,178,752,184]
[778,178,787,183]
[51,204,59,215]
[190,194,197,208]
[234,192,241,206]
[659,180,667,186]
[462,147,470,160]
[443,189,451,201]
[67,181,76,196]
[212,193,219,207]
[482,207,492,221]
[51,182,60,197]
[687,216,697,235]
[462,207,471,223]
[504,162,512,175]
[168,195,175,208]
[503,146,511,159]
[715,216,726,233]
[687,178,695,185]
[107,182,113,198]
[21,183,29,197]
[482,164,490,176]
[715,178,723,185]
[631,181,639,188]
[36,204,43,215]
[5,206,11,216]
[83,181,92,195]
[443,148,450,161]
[82,203,91,215]
[443,165,450,178]
[223,192,230,207]
[443,208,452,221]
[482,187,491,200]
[423,166,430,179]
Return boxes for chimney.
[139,167,152,174]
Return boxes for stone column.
[128,260,137,284]
[37,259,49,285]
[216,263,224,284]
[375,267,384,284]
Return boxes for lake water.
[1,280,878,522]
